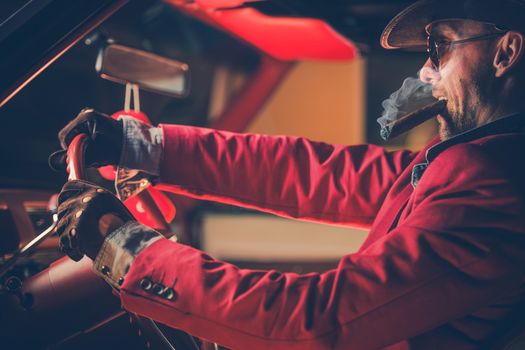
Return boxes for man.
[51,0,525,348]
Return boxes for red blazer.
[119,116,525,349]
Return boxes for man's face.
[424,20,499,140]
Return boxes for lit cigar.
[380,99,447,140]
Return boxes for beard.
[438,105,478,140]
[438,67,492,141]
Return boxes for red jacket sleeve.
[155,125,416,228]
[120,143,525,349]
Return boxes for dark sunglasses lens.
[427,36,439,70]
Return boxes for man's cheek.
[446,79,465,115]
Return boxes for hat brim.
[381,0,525,51]
[381,0,468,51]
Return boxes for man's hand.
[56,180,135,261]
[49,108,123,171]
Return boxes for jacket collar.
[426,112,525,163]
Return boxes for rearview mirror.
[96,43,190,97]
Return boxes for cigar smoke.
[377,68,442,140]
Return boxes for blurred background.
[0,0,436,275]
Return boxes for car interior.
[3,1,495,349]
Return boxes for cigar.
[380,99,447,140]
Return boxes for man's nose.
[419,60,441,85]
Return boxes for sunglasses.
[426,27,508,70]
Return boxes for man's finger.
[48,150,67,172]
[58,108,97,149]
[58,180,104,203]
[57,186,84,206]
[57,210,84,262]
[55,211,75,237]
[60,242,83,262]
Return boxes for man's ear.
[494,31,525,77]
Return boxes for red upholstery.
[166,1,358,61]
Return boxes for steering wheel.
[66,133,205,350]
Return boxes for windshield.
[0,0,28,23]
[0,0,260,190]
[0,0,428,190]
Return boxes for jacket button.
[140,278,152,291]
[162,288,175,300]
[151,283,164,295]
[101,265,111,276]
[118,277,125,286]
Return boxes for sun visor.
[166,0,358,61]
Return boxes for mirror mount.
[124,82,141,112]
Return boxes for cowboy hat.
[381,0,525,50]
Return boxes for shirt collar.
[426,112,525,162]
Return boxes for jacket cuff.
[93,221,164,289]
[119,116,163,176]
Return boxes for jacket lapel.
[358,139,439,252]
